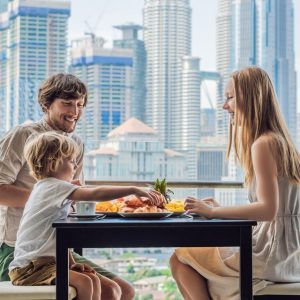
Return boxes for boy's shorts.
[9,256,56,285]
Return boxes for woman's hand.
[184,197,216,218]
[134,188,165,206]
[201,197,221,207]
[70,263,96,274]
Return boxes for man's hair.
[38,73,88,112]
[24,132,79,180]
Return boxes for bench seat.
[0,281,76,300]
[254,282,300,299]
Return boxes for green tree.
[141,294,153,300]
[127,264,135,274]
[163,278,183,300]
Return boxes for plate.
[68,213,105,220]
[170,211,185,217]
[118,212,173,219]
[96,211,119,217]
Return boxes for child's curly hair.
[24,132,79,180]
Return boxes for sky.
[69,0,300,109]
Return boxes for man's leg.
[72,251,135,300]
[0,243,14,281]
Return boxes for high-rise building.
[0,0,70,136]
[216,0,234,138]
[216,0,297,142]
[0,0,8,13]
[200,108,216,137]
[113,24,146,122]
[180,56,201,180]
[197,136,227,199]
[70,37,133,149]
[143,0,191,149]
[256,0,297,141]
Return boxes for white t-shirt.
[9,177,79,271]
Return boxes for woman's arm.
[186,137,279,221]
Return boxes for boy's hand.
[70,263,96,274]
[134,188,165,206]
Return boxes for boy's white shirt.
[0,119,84,247]
[9,177,79,271]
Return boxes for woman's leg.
[169,253,211,300]
[69,270,94,300]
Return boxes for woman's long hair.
[227,66,300,185]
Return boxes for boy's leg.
[0,243,14,281]
[72,252,134,300]
[69,270,94,300]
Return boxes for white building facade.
[85,118,187,182]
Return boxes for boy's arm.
[69,186,137,202]
[69,185,164,205]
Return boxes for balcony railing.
[85,180,244,189]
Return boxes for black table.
[53,217,256,300]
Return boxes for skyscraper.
[216,0,234,138]
[180,56,201,180]
[70,37,133,149]
[0,0,70,136]
[256,0,297,141]
[113,24,146,122]
[216,0,297,142]
[143,0,191,149]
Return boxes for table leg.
[240,226,253,300]
[56,229,69,300]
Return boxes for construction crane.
[84,0,110,44]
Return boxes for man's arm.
[0,126,32,208]
[0,185,31,208]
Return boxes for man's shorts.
[0,243,14,281]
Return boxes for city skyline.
[69,0,300,110]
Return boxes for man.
[0,73,135,300]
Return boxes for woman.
[170,66,300,300]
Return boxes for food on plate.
[165,200,184,212]
[96,201,122,212]
[119,195,168,213]
[96,179,176,214]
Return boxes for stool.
[254,282,300,299]
[0,281,76,300]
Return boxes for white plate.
[96,211,119,217]
[68,213,105,220]
[118,212,173,219]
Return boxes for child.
[8,132,162,300]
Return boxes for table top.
[53,217,257,228]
